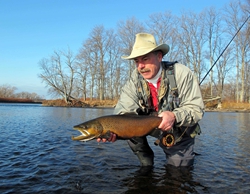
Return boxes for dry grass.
[37,98,250,111]
[204,99,250,111]
[81,99,117,107]
[2,97,250,111]
[221,101,250,110]
[42,99,117,107]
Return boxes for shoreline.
[1,98,250,113]
[205,108,250,113]
[0,98,42,104]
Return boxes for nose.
[137,62,145,69]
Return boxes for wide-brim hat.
[122,33,170,60]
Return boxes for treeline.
[38,0,250,104]
[0,84,43,100]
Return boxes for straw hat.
[122,33,170,60]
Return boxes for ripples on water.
[0,103,250,193]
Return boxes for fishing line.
[199,14,250,85]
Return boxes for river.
[0,103,249,193]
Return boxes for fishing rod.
[199,14,250,85]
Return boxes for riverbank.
[206,108,250,113]
[41,99,117,108]
[2,98,250,112]
[207,101,250,113]
[42,99,250,113]
[0,97,42,104]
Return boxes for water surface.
[0,103,249,193]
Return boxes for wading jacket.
[114,62,205,129]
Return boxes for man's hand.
[158,111,176,131]
[96,133,117,143]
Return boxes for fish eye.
[80,125,86,129]
[84,125,89,129]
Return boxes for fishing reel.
[154,127,184,147]
[161,132,176,147]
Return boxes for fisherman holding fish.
[98,33,205,167]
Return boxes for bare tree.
[15,92,41,100]
[0,84,42,100]
[74,59,89,101]
[146,12,180,61]
[104,31,123,100]
[0,84,17,98]
[224,0,250,102]
[78,38,98,100]
[214,41,234,98]
[177,10,207,82]
[91,26,115,100]
[77,26,120,100]
[204,7,222,96]
[117,17,145,77]
[38,48,76,103]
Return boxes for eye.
[81,125,86,129]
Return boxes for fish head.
[71,119,103,141]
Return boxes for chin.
[141,73,153,79]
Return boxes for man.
[98,33,204,167]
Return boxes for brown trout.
[71,114,162,141]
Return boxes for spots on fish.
[72,115,162,141]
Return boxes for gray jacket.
[114,62,204,128]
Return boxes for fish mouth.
[71,129,99,141]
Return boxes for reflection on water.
[0,103,250,193]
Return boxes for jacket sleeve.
[172,63,205,127]
[114,71,140,115]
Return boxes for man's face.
[134,51,163,79]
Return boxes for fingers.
[108,133,117,142]
[96,138,108,142]
[96,138,103,142]
[158,111,176,131]
[96,133,117,143]
[158,122,172,131]
[158,114,171,130]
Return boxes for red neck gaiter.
[148,77,161,111]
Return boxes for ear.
[157,51,163,61]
